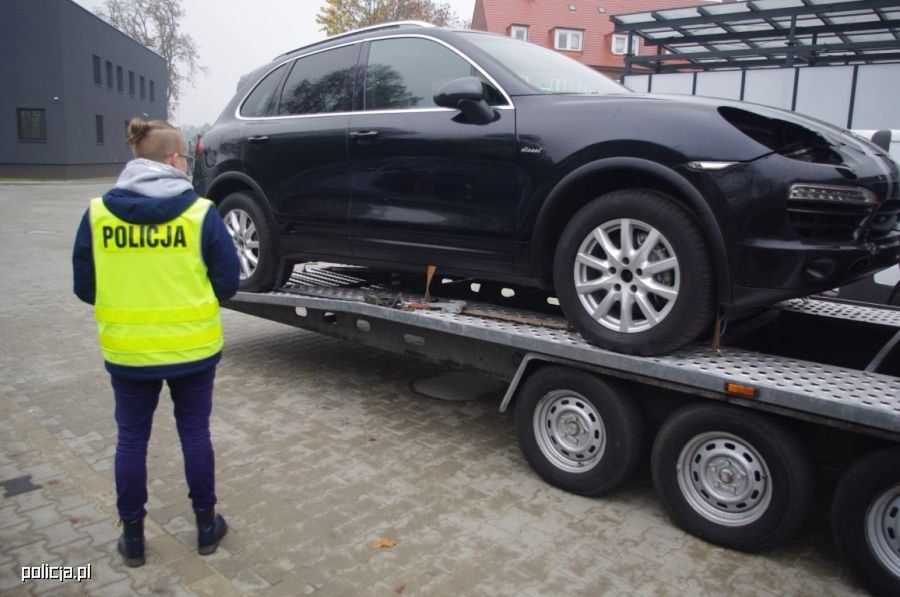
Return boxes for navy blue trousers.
[111,366,217,523]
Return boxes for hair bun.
[127,118,151,147]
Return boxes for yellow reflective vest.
[89,197,223,367]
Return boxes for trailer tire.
[514,367,643,497]
[651,404,814,552]
[219,191,279,292]
[831,447,900,597]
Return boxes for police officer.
[72,118,240,567]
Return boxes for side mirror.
[433,76,496,125]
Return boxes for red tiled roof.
[471,0,733,71]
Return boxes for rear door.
[241,43,360,258]
[347,36,519,275]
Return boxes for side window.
[277,45,357,116]
[240,64,287,118]
[365,38,474,111]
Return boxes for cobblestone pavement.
[0,182,869,595]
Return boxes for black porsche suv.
[193,22,900,355]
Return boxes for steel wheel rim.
[224,208,259,280]
[533,390,606,473]
[573,218,680,333]
[865,483,900,577]
[676,431,772,526]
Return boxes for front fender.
[531,157,732,304]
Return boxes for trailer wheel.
[514,367,643,496]
[219,191,279,292]
[832,448,900,597]
[651,404,814,552]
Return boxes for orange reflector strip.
[726,383,757,398]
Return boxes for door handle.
[350,130,379,140]
[247,135,269,142]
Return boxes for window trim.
[139,76,146,100]
[235,34,514,121]
[554,27,584,52]
[128,71,135,96]
[17,108,48,142]
[509,25,528,41]
[149,80,155,102]
[116,65,124,93]
[611,33,639,56]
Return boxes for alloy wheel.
[573,218,680,334]
[224,208,259,280]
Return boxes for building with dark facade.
[1,0,167,179]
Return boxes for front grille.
[787,199,873,241]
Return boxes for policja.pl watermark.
[21,563,92,583]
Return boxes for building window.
[555,28,583,52]
[612,34,640,56]
[510,25,528,41]
[93,55,102,85]
[117,66,124,92]
[106,60,113,88]
[129,71,135,96]
[96,115,104,145]
[17,108,47,142]
[140,76,146,100]
[149,80,155,102]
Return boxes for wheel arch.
[206,171,286,271]
[205,171,270,210]
[531,158,732,304]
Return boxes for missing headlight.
[719,107,843,165]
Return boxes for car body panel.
[194,24,900,317]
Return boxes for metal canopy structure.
[612,0,900,74]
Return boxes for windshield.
[457,32,627,95]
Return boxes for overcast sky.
[72,0,477,126]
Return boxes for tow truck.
[225,264,900,596]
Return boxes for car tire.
[514,366,644,497]
[651,404,814,552]
[553,189,714,355]
[831,447,900,597]
[218,191,279,292]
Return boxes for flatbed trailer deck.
[225,265,900,596]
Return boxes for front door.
[348,36,519,275]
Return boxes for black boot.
[195,508,227,555]
[116,519,145,567]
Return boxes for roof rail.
[276,21,436,60]
[329,20,435,40]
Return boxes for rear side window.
[278,45,358,116]
[240,64,287,118]
[365,38,473,111]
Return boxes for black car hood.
[535,92,888,165]
[630,92,885,158]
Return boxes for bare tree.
[94,0,207,119]
[316,0,461,36]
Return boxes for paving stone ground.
[0,182,870,595]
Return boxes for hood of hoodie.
[103,158,199,224]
